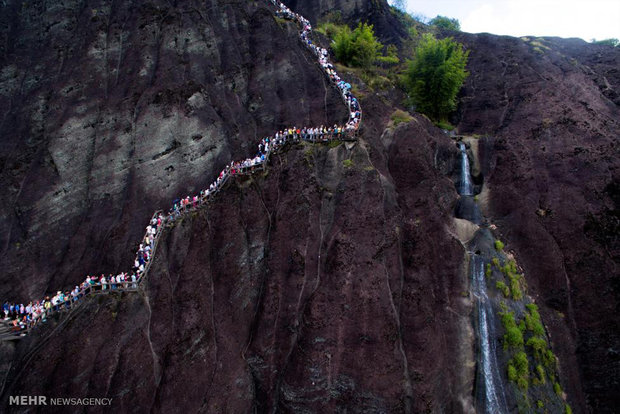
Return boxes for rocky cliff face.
[0,0,470,412]
[1,121,471,412]
[452,32,620,412]
[1,0,618,412]
[0,0,346,301]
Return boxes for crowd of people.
[1,0,362,337]
[2,213,164,334]
[165,0,363,219]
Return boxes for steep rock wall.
[453,32,620,413]
[1,118,471,412]
[0,0,346,301]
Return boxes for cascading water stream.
[454,140,508,411]
[471,255,508,414]
[458,142,473,196]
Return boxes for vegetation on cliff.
[429,15,461,31]
[489,242,570,412]
[404,34,469,122]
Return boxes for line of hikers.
[2,0,362,336]
[165,0,363,219]
[2,213,164,333]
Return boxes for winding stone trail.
[1,0,362,340]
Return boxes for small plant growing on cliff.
[500,311,523,348]
[513,351,530,390]
[509,274,523,300]
[494,239,505,251]
[391,109,413,126]
[343,159,354,168]
[496,281,510,298]
[507,363,517,381]
[535,364,546,384]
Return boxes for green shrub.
[333,23,383,69]
[526,303,538,313]
[505,326,524,348]
[537,400,544,409]
[565,404,572,414]
[513,351,530,390]
[543,349,556,370]
[507,363,517,381]
[536,364,546,384]
[553,381,562,396]
[502,259,517,274]
[509,275,523,300]
[485,263,492,277]
[494,240,505,251]
[435,120,455,130]
[429,15,461,31]
[526,337,548,361]
[391,109,413,126]
[591,38,619,47]
[343,159,354,168]
[404,34,469,121]
[316,22,342,38]
[496,281,510,298]
[376,44,400,66]
[492,257,500,268]
[525,305,545,336]
[500,311,523,348]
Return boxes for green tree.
[405,33,469,121]
[430,15,461,31]
[591,38,619,47]
[390,0,407,12]
[332,23,384,69]
[351,23,383,68]
[333,25,355,64]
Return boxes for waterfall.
[458,143,473,196]
[472,255,508,414]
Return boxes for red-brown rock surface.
[452,32,620,413]
[1,0,618,412]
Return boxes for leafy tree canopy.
[389,0,407,12]
[429,15,461,31]
[404,33,469,121]
[591,38,619,47]
[331,23,397,68]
